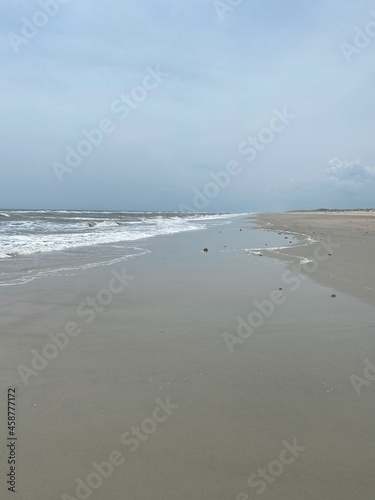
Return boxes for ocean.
[0,210,244,286]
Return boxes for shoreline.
[250,212,375,306]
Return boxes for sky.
[0,0,374,213]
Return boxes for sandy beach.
[1,214,375,499]
[3,0,374,497]
[255,211,375,305]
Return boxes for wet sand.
[1,215,375,499]
[254,211,375,305]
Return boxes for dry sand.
[1,215,375,499]
[254,211,375,305]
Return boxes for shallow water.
[0,212,304,287]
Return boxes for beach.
[1,213,375,499]
[255,211,375,305]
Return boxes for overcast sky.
[1,0,374,212]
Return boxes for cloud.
[326,158,375,191]
[1,0,375,211]
[259,158,375,211]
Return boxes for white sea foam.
[0,247,150,287]
[0,212,238,259]
[243,229,318,263]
